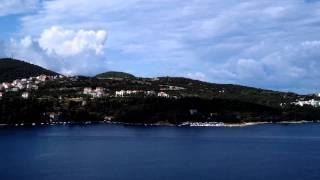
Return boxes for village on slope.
[0,75,176,100]
[1,74,320,109]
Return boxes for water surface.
[1,123,320,180]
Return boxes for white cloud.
[38,26,107,57]
[0,0,39,16]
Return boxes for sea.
[1,123,320,180]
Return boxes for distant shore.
[178,120,318,127]
[0,120,319,128]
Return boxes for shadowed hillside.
[0,58,59,82]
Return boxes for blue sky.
[1,0,320,93]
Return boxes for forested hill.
[95,71,136,79]
[0,58,305,108]
[0,58,59,82]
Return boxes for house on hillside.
[115,90,126,97]
[94,87,105,98]
[158,92,170,98]
[2,83,11,89]
[37,75,48,82]
[21,92,30,99]
[146,91,156,96]
[293,99,320,107]
[83,87,106,98]
[83,87,93,94]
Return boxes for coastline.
[0,120,319,128]
[178,120,318,127]
[101,120,320,127]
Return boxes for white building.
[94,87,105,98]
[37,75,48,82]
[83,87,93,94]
[146,91,156,96]
[17,83,25,90]
[2,83,11,89]
[0,92,3,98]
[115,90,126,97]
[293,99,320,107]
[158,92,170,98]
[115,90,140,97]
[22,92,30,99]
[83,87,105,98]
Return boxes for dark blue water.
[1,123,320,180]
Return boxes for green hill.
[95,71,136,79]
[0,58,59,82]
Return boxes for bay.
[1,123,320,180]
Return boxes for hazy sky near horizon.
[1,0,320,93]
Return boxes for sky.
[1,0,320,93]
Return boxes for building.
[2,83,11,89]
[83,87,93,94]
[37,75,48,82]
[115,90,140,97]
[115,90,126,97]
[22,92,30,99]
[0,92,3,99]
[146,91,156,96]
[94,87,105,98]
[293,99,320,107]
[17,83,25,90]
[49,112,62,122]
[83,87,105,98]
[158,92,170,98]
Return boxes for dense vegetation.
[0,58,58,82]
[95,71,135,79]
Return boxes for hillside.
[0,64,318,125]
[154,77,302,107]
[95,71,135,79]
[0,58,59,82]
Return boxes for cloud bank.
[1,0,320,93]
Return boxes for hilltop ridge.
[95,71,136,79]
[0,58,59,82]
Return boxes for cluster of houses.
[115,90,170,98]
[83,87,106,98]
[0,74,64,99]
[115,90,143,97]
[292,99,320,107]
[82,87,171,98]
